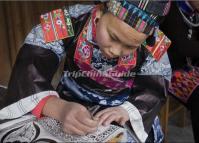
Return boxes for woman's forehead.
[106,14,147,46]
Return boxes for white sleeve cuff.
[0,91,59,120]
[120,101,148,142]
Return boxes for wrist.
[42,97,69,122]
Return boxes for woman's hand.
[42,97,99,136]
[94,106,129,126]
[60,102,99,136]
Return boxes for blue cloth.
[153,116,164,143]
[177,1,194,15]
[61,76,129,106]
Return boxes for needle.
[90,105,100,120]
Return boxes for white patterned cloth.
[68,4,94,18]
[0,114,130,142]
[0,91,59,120]
[120,101,148,142]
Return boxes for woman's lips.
[100,50,116,59]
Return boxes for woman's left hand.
[94,106,129,126]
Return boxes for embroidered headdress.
[107,0,171,35]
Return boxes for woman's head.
[96,12,147,58]
[94,0,170,59]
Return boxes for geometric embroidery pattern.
[168,67,199,103]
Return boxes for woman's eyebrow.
[108,29,138,47]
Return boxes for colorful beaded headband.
[107,0,159,35]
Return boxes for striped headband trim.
[107,0,159,35]
[129,0,171,16]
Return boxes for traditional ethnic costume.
[0,1,171,142]
[161,1,199,142]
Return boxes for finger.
[63,124,85,136]
[103,114,118,126]
[77,115,99,128]
[93,116,100,121]
[71,118,97,133]
[95,108,113,118]
[98,112,115,125]
[118,117,126,126]
[120,120,126,126]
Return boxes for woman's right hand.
[60,102,99,135]
[42,97,99,136]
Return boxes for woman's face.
[96,12,148,59]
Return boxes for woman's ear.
[95,9,103,24]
